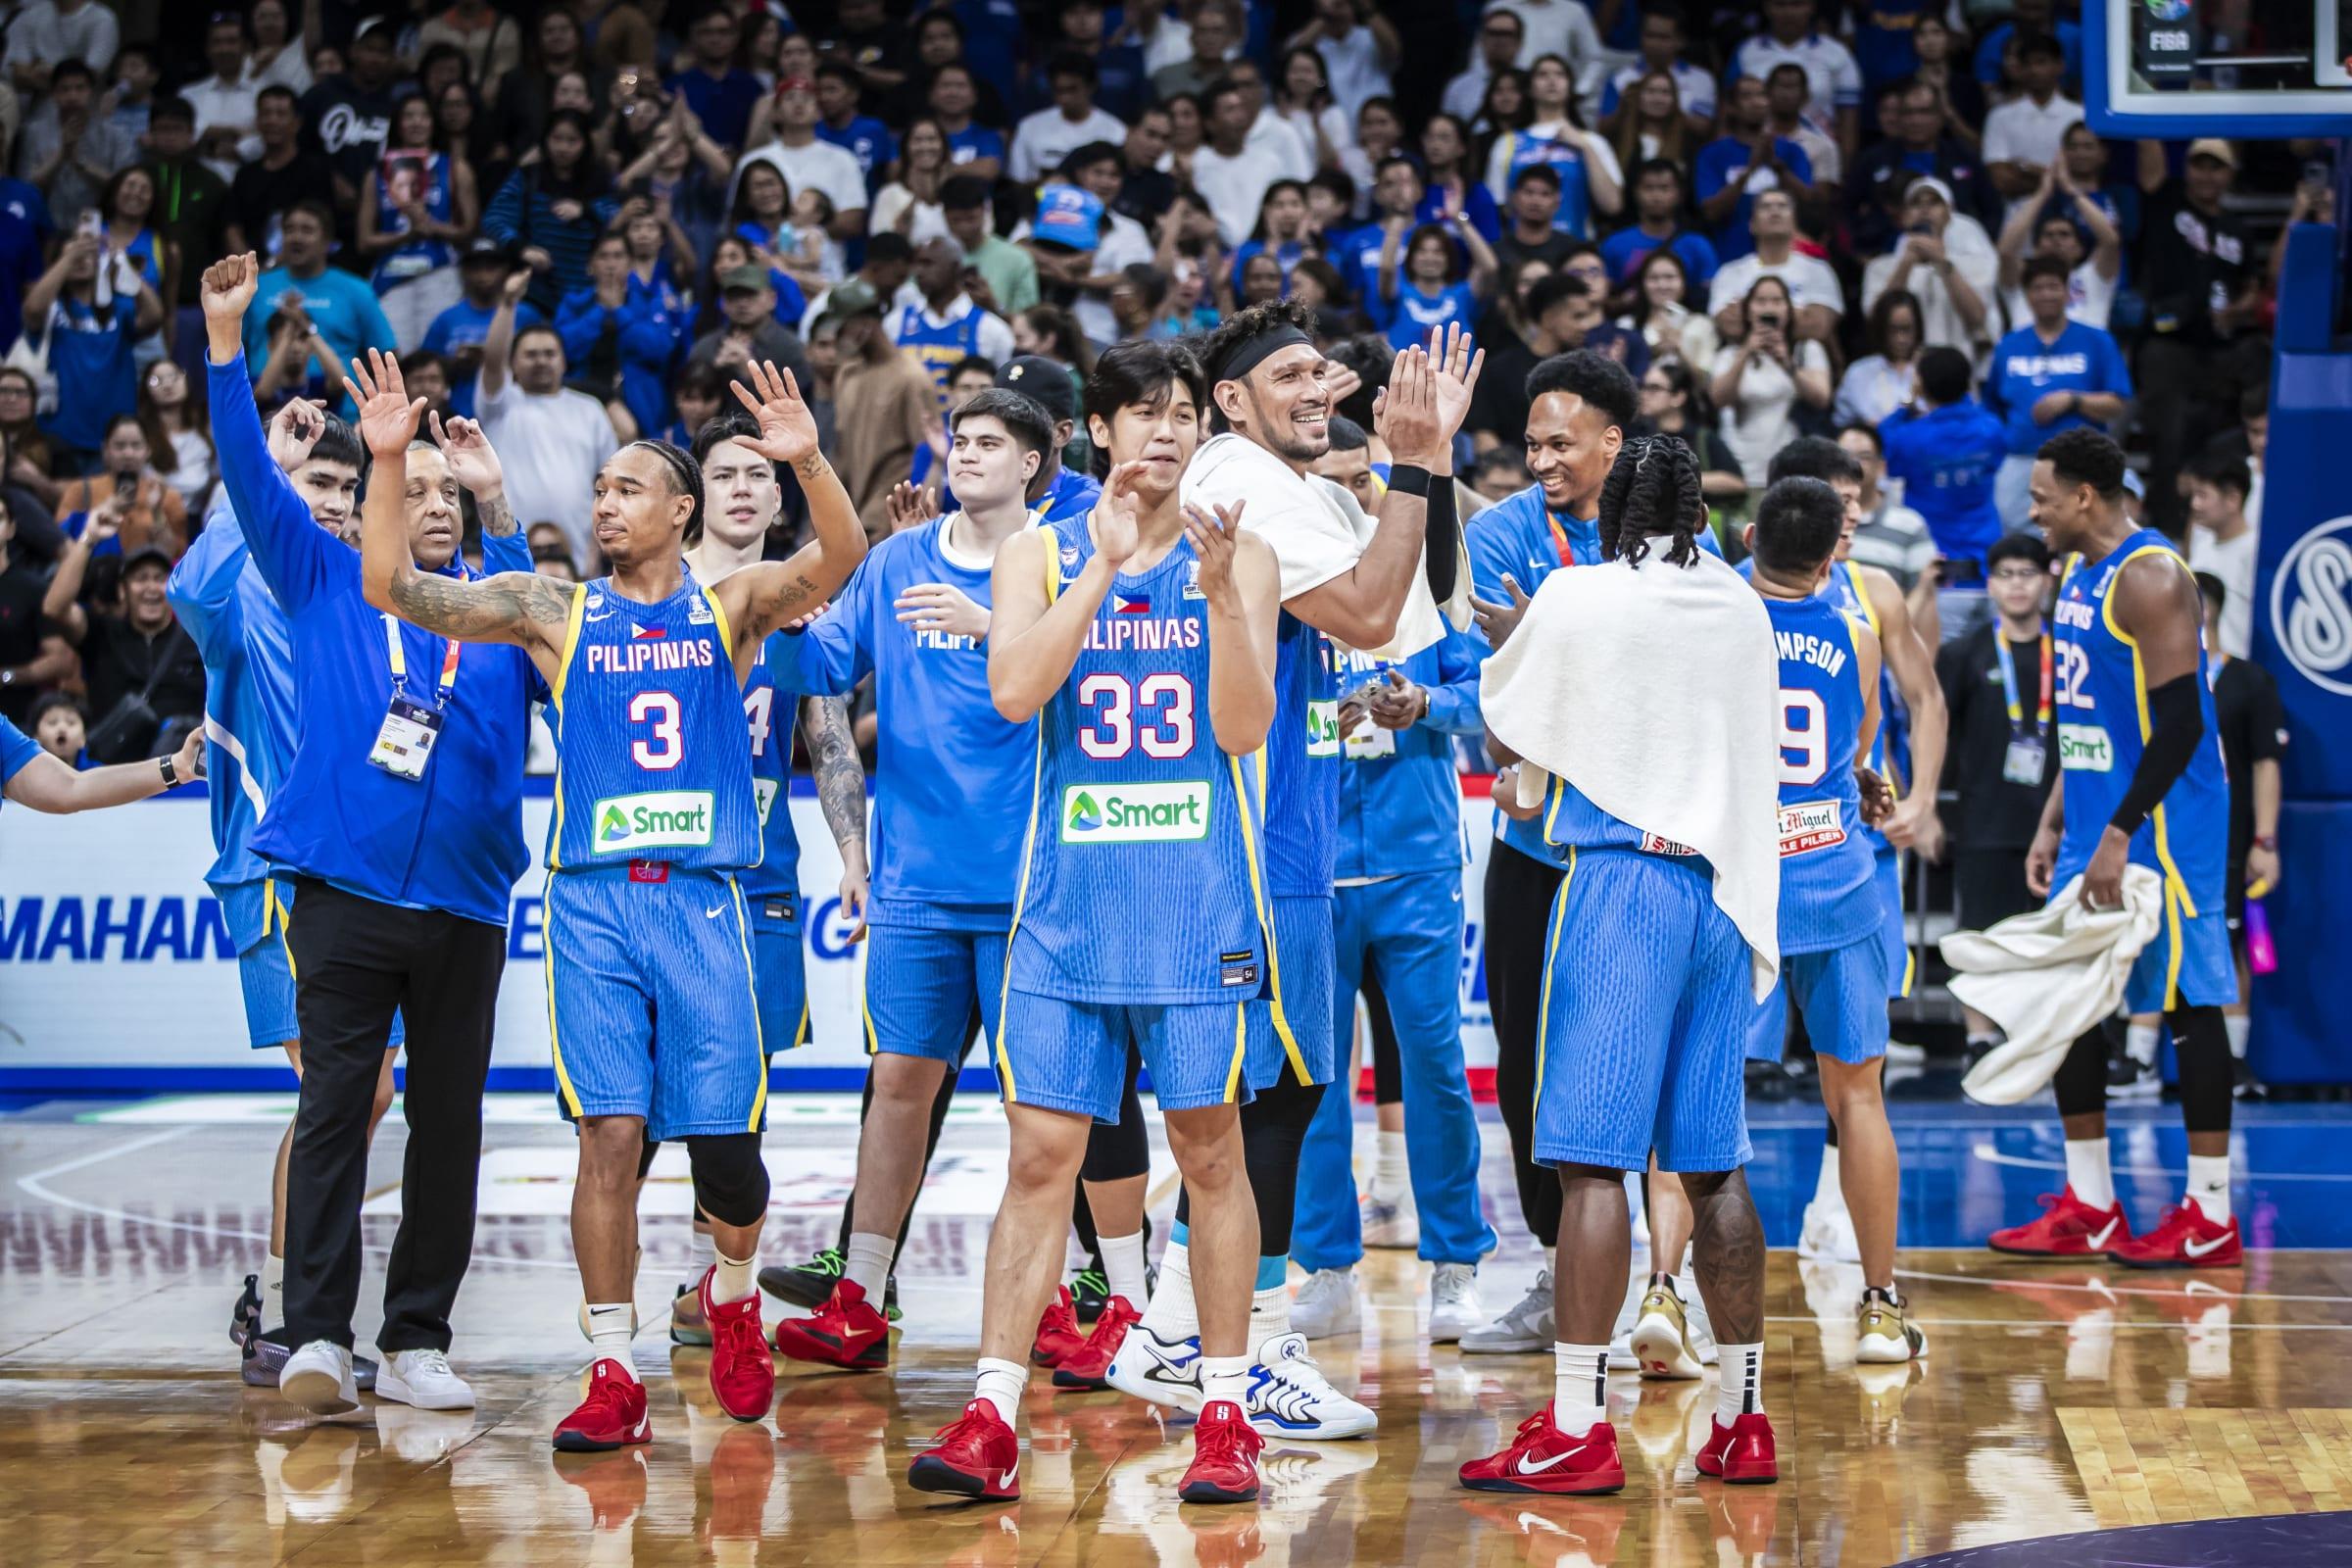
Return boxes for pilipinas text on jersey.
[1764,594,1880,954]
[1006,520,1275,1004]
[547,572,762,872]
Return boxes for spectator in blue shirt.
[1976,0,2082,95]
[1379,220,1494,352]
[1879,344,2007,643]
[928,65,1005,180]
[480,111,619,318]
[236,203,397,421]
[664,8,763,151]
[555,231,684,443]
[0,172,51,354]
[1694,76,1815,261]
[22,228,165,470]
[1030,0,1148,121]
[813,61,896,195]
[424,240,543,419]
[1599,159,1721,286]
[1985,256,2132,530]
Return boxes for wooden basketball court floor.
[5,1089,2352,1567]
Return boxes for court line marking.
[1972,1141,2352,1183]
[1887,1263,2352,1305]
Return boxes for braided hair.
[620,438,707,545]
[1597,434,1705,568]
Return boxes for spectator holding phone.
[1710,271,1829,487]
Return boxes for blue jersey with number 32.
[547,571,760,872]
[1764,594,1880,954]
[1006,520,1274,1004]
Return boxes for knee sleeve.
[636,1137,662,1182]
[687,1133,771,1229]
[2051,1020,2115,1119]
[2170,1004,2232,1135]
[1241,1074,1320,1255]
[1081,1056,1150,1183]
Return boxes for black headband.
[1214,324,1313,384]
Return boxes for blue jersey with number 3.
[1764,594,1880,954]
[547,572,760,872]
[1006,520,1274,1004]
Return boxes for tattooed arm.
[713,363,868,663]
[802,695,869,939]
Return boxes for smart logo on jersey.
[592,790,717,852]
[1059,781,1211,843]
[1304,698,1342,758]
[2057,723,2114,771]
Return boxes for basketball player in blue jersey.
[1990,429,2241,1269]
[908,339,1284,1506]
[1738,476,1923,1363]
[645,414,871,1348]
[1113,303,1478,1443]
[765,388,1096,1373]
[343,352,868,1448]
[1762,437,1947,1269]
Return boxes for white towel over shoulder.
[1182,432,1471,659]
[1944,867,2164,1104]
[1479,541,1784,999]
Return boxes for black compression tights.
[1174,1072,1321,1255]
[2053,1004,2233,1132]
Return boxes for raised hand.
[501,267,534,304]
[1471,572,1532,648]
[1322,359,1364,410]
[1093,460,1149,567]
[430,411,505,498]
[894,581,989,640]
[1373,345,1442,466]
[1426,321,1484,443]
[266,398,326,471]
[342,348,426,459]
[200,251,260,325]
[1182,499,1245,610]
[885,479,939,531]
[729,359,821,467]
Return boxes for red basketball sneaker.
[908,1398,1022,1500]
[1695,1411,1779,1484]
[553,1358,653,1451]
[701,1269,776,1422]
[1032,1286,1087,1368]
[771,1278,892,1370]
[1458,1407,1626,1495]
[1987,1187,2132,1257]
[1177,1399,1264,1503]
[1052,1296,1142,1391]
[2108,1200,2242,1269]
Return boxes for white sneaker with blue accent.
[1104,1323,1204,1411]
[1244,1333,1376,1440]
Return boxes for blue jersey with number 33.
[1006,520,1275,1005]
[547,571,760,872]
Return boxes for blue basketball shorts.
[747,891,808,1053]
[1248,893,1334,1092]
[862,908,1006,1066]
[544,865,766,1141]
[226,879,403,1053]
[1532,849,1754,1174]
[2123,877,2239,1014]
[997,990,1264,1122]
[1875,848,1911,1000]
[1743,936,1890,1066]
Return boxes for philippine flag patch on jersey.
[1113,593,1152,615]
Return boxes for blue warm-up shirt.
[208,354,535,927]
[1984,320,2132,458]
[1333,624,1486,881]
[1878,400,2007,568]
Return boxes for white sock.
[1250,1283,1292,1353]
[2225,1012,2250,1060]
[1715,1342,1764,1425]
[1140,1239,1200,1340]
[844,1231,895,1302]
[1373,1129,1408,1200]
[1549,1342,1609,1435]
[974,1355,1026,1427]
[1812,1143,1842,1208]
[586,1303,636,1374]
[2186,1154,2231,1224]
[262,1253,285,1333]
[1541,1244,1555,1276]
[1099,1230,1149,1306]
[2126,1021,2160,1066]
[1200,1354,1250,1410]
[710,1249,756,1305]
[2064,1138,2116,1209]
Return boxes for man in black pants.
[1459,350,1636,1353]
[1988,429,2242,1268]
[203,252,538,1415]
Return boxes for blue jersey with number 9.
[1005,519,1275,1004]
[1764,594,1880,954]
[546,571,761,873]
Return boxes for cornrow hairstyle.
[621,437,707,546]
[1597,434,1705,568]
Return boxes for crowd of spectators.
[0,0,2309,770]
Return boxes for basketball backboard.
[2084,0,2352,136]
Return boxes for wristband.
[1386,465,1432,498]
[158,755,177,789]
[2253,835,2278,852]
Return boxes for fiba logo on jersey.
[2269,514,2352,696]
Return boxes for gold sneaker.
[1854,1287,1930,1364]
[1627,1275,1708,1380]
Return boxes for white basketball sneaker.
[1291,1267,1361,1341]
[1245,1333,1376,1440]
[1428,1263,1482,1344]
[1799,1196,1863,1264]
[1104,1323,1204,1411]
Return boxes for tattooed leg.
[1682,1167,1765,1346]
[1552,1162,1635,1345]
